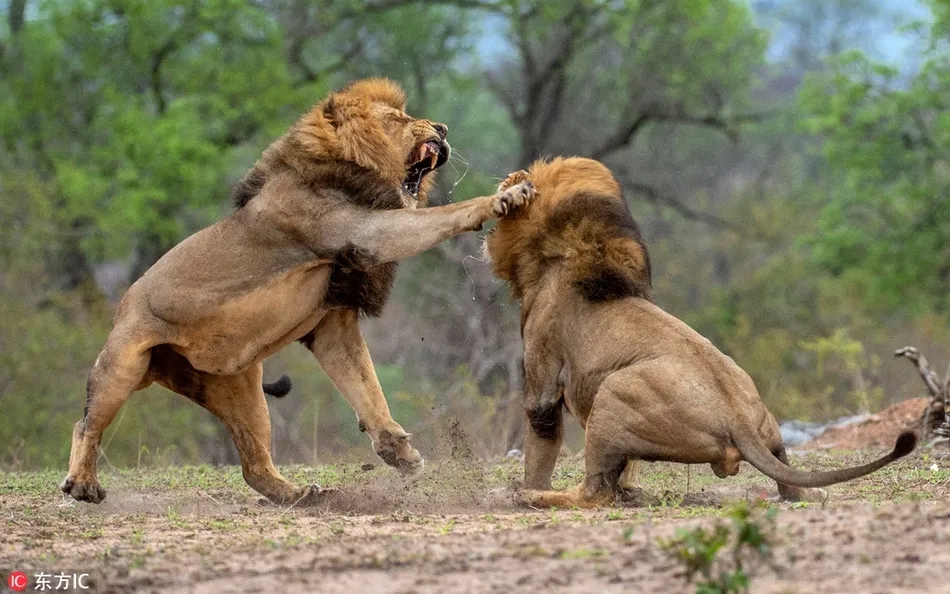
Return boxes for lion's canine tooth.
[430,153,438,170]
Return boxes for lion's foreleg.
[522,341,565,490]
[336,182,534,264]
[307,309,423,474]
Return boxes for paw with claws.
[374,427,425,475]
[493,180,535,217]
[292,484,337,506]
[498,169,530,193]
[60,475,107,504]
[257,484,337,507]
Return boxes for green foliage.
[0,0,943,469]
[799,328,883,414]
[660,501,778,594]
[1,0,303,274]
[798,3,950,315]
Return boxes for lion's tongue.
[418,142,440,170]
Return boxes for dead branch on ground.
[894,346,949,442]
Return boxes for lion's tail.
[262,375,293,398]
[733,427,916,488]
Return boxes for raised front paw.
[374,428,425,475]
[498,169,530,192]
[493,181,535,217]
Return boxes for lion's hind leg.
[61,327,154,503]
[183,364,327,506]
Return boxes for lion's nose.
[432,123,448,139]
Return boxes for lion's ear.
[322,97,339,127]
[322,95,367,129]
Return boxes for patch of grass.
[204,517,239,531]
[79,527,104,540]
[278,532,304,547]
[551,464,585,490]
[488,461,522,486]
[0,464,358,500]
[672,506,724,519]
[518,544,549,557]
[560,547,607,560]
[0,468,66,496]
[438,519,457,535]
[163,507,191,530]
[660,501,778,594]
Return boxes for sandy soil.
[3,445,949,594]
[801,397,931,450]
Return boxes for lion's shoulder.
[232,153,404,212]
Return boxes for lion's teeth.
[430,153,438,170]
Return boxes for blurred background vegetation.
[2,0,948,470]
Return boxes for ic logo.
[7,571,28,592]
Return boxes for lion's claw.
[498,170,530,192]
[296,484,336,505]
[494,181,535,217]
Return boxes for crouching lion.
[483,157,915,508]
[61,78,534,505]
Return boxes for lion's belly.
[169,264,331,375]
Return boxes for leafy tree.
[2,0,944,466]
[800,0,950,315]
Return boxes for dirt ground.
[801,397,931,450]
[3,427,950,594]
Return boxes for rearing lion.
[484,157,915,508]
[61,78,534,505]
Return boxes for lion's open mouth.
[403,139,449,197]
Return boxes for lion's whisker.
[445,150,470,197]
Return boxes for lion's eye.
[381,108,412,124]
